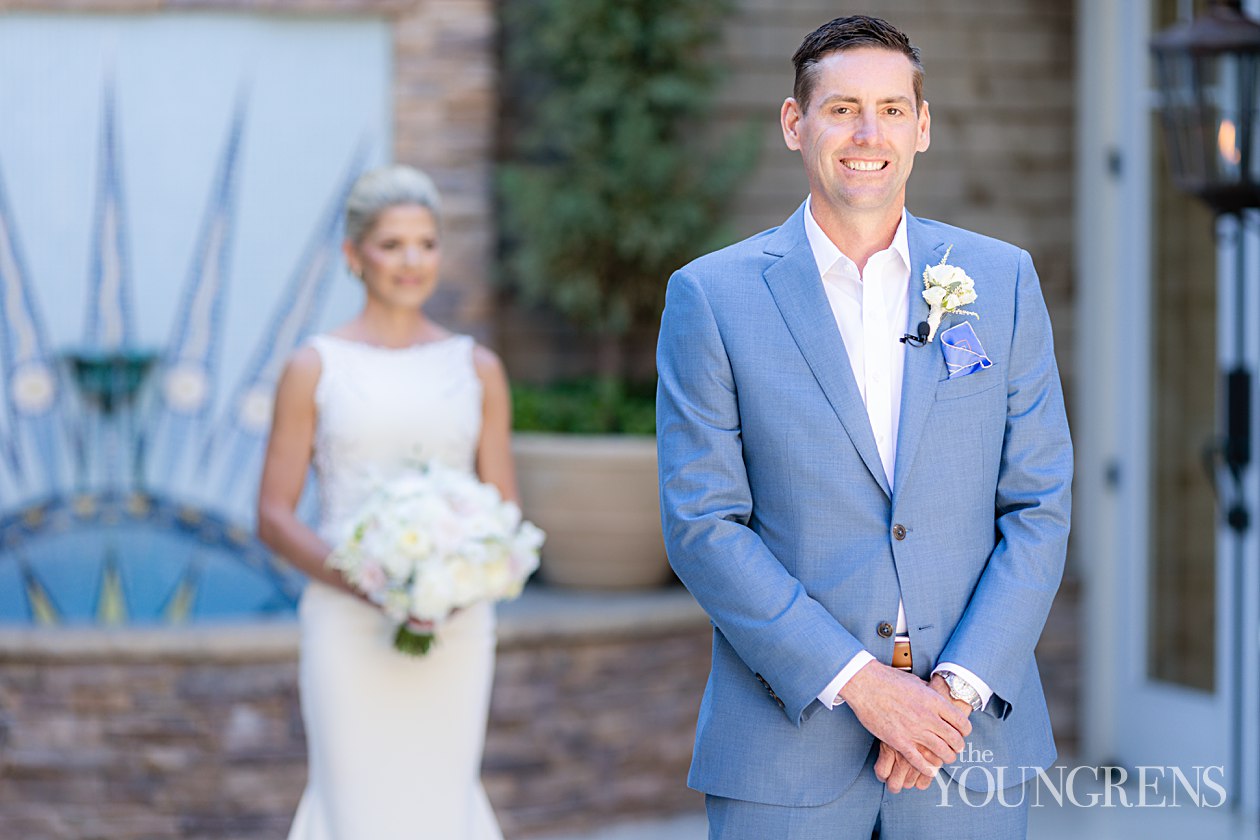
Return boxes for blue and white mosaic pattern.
[0,14,391,624]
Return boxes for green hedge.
[512,379,656,435]
[499,0,756,381]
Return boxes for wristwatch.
[940,671,983,713]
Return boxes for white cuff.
[933,662,994,710]
[818,650,876,709]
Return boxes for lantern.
[1152,0,1260,216]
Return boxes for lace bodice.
[308,334,483,546]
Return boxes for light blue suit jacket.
[656,203,1072,806]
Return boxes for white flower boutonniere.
[921,245,977,342]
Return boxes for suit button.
[892,524,907,540]
[877,622,894,638]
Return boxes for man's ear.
[916,100,931,153]
[781,97,803,152]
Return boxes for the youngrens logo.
[932,748,1228,809]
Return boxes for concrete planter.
[512,432,672,590]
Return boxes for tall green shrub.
[500,0,756,381]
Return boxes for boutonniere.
[921,246,977,342]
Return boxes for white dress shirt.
[799,198,993,712]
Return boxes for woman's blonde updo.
[344,165,442,244]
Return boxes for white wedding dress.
[287,333,503,840]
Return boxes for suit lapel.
[762,203,891,500]
[892,213,948,495]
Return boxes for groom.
[655,15,1072,839]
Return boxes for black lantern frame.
[1153,0,1260,534]
[1152,0,1260,216]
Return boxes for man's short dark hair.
[792,15,924,114]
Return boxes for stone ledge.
[496,585,707,647]
[0,584,708,661]
[0,620,300,662]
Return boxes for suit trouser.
[706,742,1031,840]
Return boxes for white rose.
[924,263,956,286]
[446,480,502,519]
[509,522,545,576]
[462,513,502,541]
[923,286,947,307]
[516,521,546,551]
[378,550,414,581]
[448,556,484,605]
[497,501,523,531]
[395,527,434,560]
[932,264,967,287]
[429,512,467,557]
[482,556,512,596]
[357,560,388,596]
[381,588,412,622]
[354,523,386,558]
[462,542,490,566]
[483,539,511,564]
[409,564,455,621]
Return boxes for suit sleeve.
[936,249,1072,719]
[656,268,866,725]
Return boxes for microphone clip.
[900,321,930,347]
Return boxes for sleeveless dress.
[287,333,504,840]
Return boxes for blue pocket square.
[940,322,992,379]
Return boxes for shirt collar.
[803,196,910,280]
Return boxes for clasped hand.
[839,663,974,794]
[403,605,463,632]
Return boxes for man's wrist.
[937,670,983,713]
[822,650,876,708]
[933,663,993,710]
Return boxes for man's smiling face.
[782,47,930,221]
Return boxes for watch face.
[946,674,980,708]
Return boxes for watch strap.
[942,671,983,712]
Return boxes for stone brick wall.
[0,590,711,840]
[485,602,710,837]
[389,0,498,339]
[0,627,308,840]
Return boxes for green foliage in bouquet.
[512,379,656,435]
[394,626,436,657]
[499,0,758,381]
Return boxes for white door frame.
[1219,206,1260,817]
[1076,0,1260,815]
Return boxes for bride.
[257,165,512,839]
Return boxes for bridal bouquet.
[328,462,545,656]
